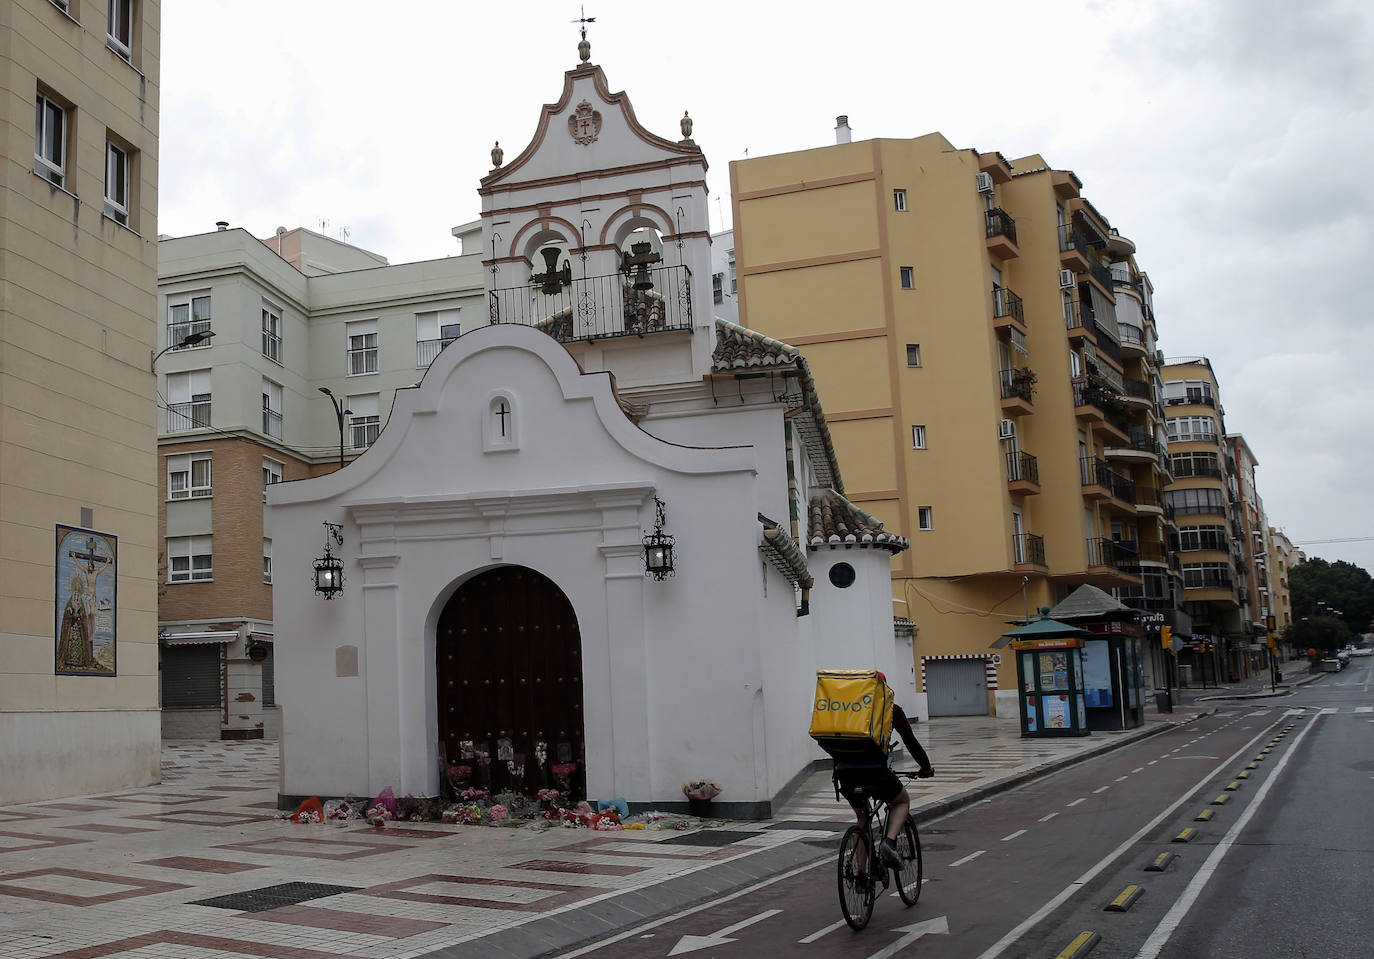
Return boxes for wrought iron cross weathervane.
[573,6,595,63]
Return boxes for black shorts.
[835,766,902,811]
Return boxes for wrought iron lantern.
[642,497,676,581]
[313,522,345,599]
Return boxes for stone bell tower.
[478,31,714,392]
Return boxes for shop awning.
[162,631,236,645]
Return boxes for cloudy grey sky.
[160,0,1374,573]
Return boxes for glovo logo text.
[816,693,873,712]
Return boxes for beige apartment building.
[155,225,485,738]
[731,126,1181,716]
[1,0,162,802]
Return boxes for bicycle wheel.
[838,825,876,930]
[893,820,923,906]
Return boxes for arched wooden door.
[436,566,585,798]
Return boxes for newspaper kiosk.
[1003,610,1092,738]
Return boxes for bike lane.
[545,707,1282,959]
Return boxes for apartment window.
[1174,525,1228,552]
[166,370,211,431]
[168,292,212,348]
[167,535,212,583]
[1170,451,1220,478]
[416,309,460,367]
[34,91,68,187]
[107,0,133,60]
[1166,416,1216,442]
[348,319,379,375]
[911,425,926,449]
[1164,487,1226,517]
[1163,379,1214,406]
[712,273,724,304]
[893,189,907,212]
[727,253,737,294]
[262,379,282,439]
[906,344,921,367]
[104,139,130,226]
[262,457,283,498]
[1183,563,1232,590]
[262,302,282,362]
[263,539,273,584]
[900,266,915,290]
[918,507,933,531]
[349,393,380,450]
[167,454,211,500]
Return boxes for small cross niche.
[483,391,519,452]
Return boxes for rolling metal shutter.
[926,659,989,716]
[261,646,275,707]
[160,643,221,709]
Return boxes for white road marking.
[867,916,950,959]
[797,919,847,944]
[1066,798,1086,807]
[1115,776,1129,782]
[1135,715,1322,959]
[1321,707,1338,714]
[974,720,1283,959]
[1132,767,1145,773]
[1147,760,1159,766]
[949,850,985,867]
[667,909,781,955]
[1093,786,1110,794]
[1001,829,1027,841]
[1356,706,1373,713]
[1038,813,1058,823]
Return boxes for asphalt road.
[552,659,1374,959]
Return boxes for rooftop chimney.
[215,220,229,231]
[835,115,852,145]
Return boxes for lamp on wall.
[313,522,345,599]
[642,497,675,581]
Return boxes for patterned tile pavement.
[0,708,1209,959]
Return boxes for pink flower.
[489,804,508,822]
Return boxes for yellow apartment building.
[732,127,1178,717]
[1,0,162,802]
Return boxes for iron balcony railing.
[1000,367,1036,402]
[1087,259,1113,291]
[1136,485,1164,510]
[167,319,212,351]
[489,263,693,342]
[992,287,1025,325]
[1169,457,1223,479]
[985,208,1018,246]
[262,407,282,439]
[1133,540,1168,563]
[1094,323,1124,366]
[1059,223,1088,257]
[262,330,282,363]
[1081,457,1136,503]
[167,399,210,432]
[1014,532,1046,566]
[1064,299,1092,336]
[1007,450,1039,485]
[1166,390,1216,407]
[1106,408,1133,438]
[1119,322,1147,350]
[1088,537,1138,572]
[1123,377,1151,400]
[1110,267,1143,295]
[417,337,457,367]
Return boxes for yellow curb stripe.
[1211,794,1230,805]
[1145,851,1177,872]
[1055,930,1101,959]
[1173,827,1197,843]
[1194,809,1213,821]
[1105,884,1144,912]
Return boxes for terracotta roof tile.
[807,490,909,553]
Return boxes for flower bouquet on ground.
[682,780,722,818]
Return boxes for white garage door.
[926,659,989,716]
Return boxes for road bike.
[836,770,923,930]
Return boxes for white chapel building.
[269,39,912,818]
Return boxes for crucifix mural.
[55,525,118,676]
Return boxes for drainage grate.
[190,881,361,913]
[656,829,764,847]
[765,820,849,832]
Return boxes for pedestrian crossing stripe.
[1357,707,1374,714]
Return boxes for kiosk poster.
[1021,652,1036,693]
[1039,651,1068,691]
[1077,694,1087,729]
[1082,640,1113,708]
[1044,694,1070,729]
[55,525,117,676]
[1025,698,1038,732]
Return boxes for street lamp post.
[319,387,351,470]
[150,329,216,371]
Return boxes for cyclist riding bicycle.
[833,673,934,869]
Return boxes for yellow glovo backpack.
[809,669,894,765]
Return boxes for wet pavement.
[0,669,1316,959]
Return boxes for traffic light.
[1160,626,1173,651]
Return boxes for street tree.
[1288,558,1374,635]
[1283,614,1352,656]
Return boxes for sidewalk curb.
[462,715,1207,959]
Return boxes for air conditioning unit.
[998,419,1016,439]
[975,172,994,194]
[1058,269,1077,289]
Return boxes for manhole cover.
[657,829,764,847]
[191,882,361,913]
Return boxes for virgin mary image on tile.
[55,524,117,676]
